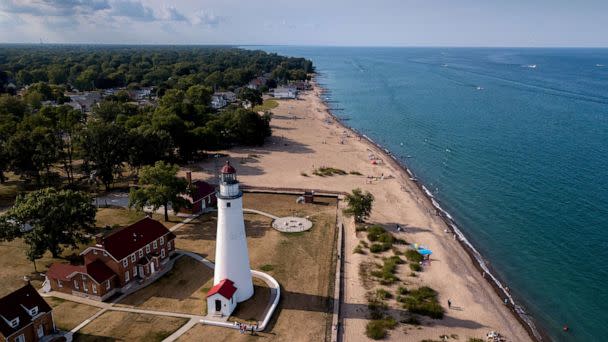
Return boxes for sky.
[0,0,607,47]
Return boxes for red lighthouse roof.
[207,279,237,299]
[220,161,236,174]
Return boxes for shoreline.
[315,80,545,341]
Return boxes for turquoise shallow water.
[245,46,608,341]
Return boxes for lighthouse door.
[215,299,222,312]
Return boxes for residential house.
[45,217,176,301]
[206,279,237,317]
[211,94,228,109]
[246,77,267,90]
[215,91,237,103]
[181,172,217,215]
[273,86,297,99]
[0,284,56,342]
[66,91,102,112]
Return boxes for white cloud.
[191,10,223,28]
[160,6,187,22]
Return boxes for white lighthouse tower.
[213,161,254,303]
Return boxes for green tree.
[7,123,61,185]
[79,122,128,190]
[237,88,263,106]
[343,188,374,223]
[0,188,96,258]
[129,161,188,222]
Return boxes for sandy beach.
[182,84,533,341]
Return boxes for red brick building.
[0,284,56,342]
[181,172,217,215]
[46,217,176,301]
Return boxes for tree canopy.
[129,161,188,222]
[0,188,96,259]
[343,188,375,223]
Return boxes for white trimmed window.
[93,250,97,255]
[105,280,111,290]
[9,318,19,328]
[168,241,172,249]
[74,280,79,290]
[125,271,130,282]
[160,236,165,245]
[57,280,63,288]
[146,244,151,253]
[139,249,144,258]
[153,240,157,249]
[161,248,165,258]
[92,285,97,294]
[123,259,128,267]
[15,334,25,342]
[133,267,137,277]
[29,306,38,316]
[131,254,136,262]
[103,251,107,256]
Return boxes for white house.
[206,279,238,317]
[211,94,228,109]
[273,86,297,99]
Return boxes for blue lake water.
[244,46,608,341]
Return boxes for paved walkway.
[41,249,280,342]
[242,208,279,220]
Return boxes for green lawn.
[253,99,279,112]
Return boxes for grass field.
[253,99,279,112]
[46,297,101,331]
[96,207,183,229]
[175,193,339,342]
[117,256,213,315]
[74,311,187,342]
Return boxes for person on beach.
[448,299,452,308]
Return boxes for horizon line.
[1,42,608,49]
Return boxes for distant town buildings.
[0,284,56,342]
[45,217,175,301]
[246,76,267,90]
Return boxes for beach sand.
[182,86,532,341]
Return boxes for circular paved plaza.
[272,216,313,233]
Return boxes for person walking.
[448,299,452,309]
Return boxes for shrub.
[409,263,422,272]
[370,243,388,253]
[400,286,444,319]
[405,249,424,263]
[376,288,393,299]
[349,170,363,175]
[300,172,309,177]
[360,240,369,247]
[356,225,368,232]
[365,320,388,340]
[260,264,274,271]
[353,245,365,254]
[468,339,484,342]
[401,316,420,325]
[397,286,408,295]
[313,167,347,176]
[365,317,397,340]
[367,225,387,241]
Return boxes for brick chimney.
[186,171,192,188]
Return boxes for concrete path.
[162,318,199,342]
[242,208,279,220]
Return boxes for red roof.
[86,260,117,283]
[206,279,237,299]
[47,263,85,281]
[99,217,175,260]
[47,261,116,284]
[220,161,236,174]
[193,180,216,201]
[0,284,52,337]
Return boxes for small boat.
[526,64,537,69]
[476,86,483,90]
[596,64,605,67]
